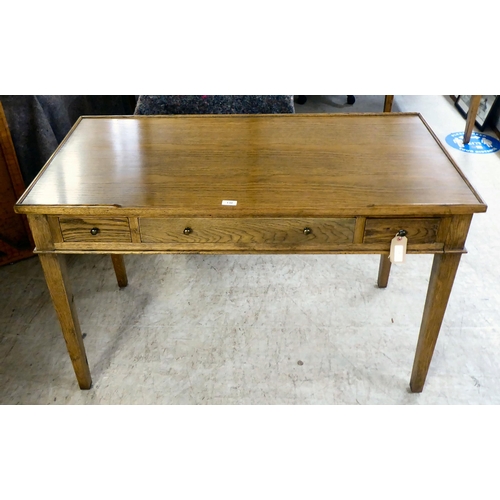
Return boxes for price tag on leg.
[390,234,407,264]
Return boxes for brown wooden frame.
[15,113,487,392]
[0,102,34,266]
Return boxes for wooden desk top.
[16,113,486,217]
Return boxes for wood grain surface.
[15,114,486,218]
[59,217,131,242]
[139,217,355,248]
[363,218,440,244]
[15,114,488,393]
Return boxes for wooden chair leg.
[463,95,481,144]
[384,95,394,112]
[111,254,128,288]
[377,254,392,288]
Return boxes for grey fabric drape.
[0,96,136,185]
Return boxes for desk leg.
[111,255,128,288]
[377,254,392,288]
[410,253,461,392]
[38,253,92,390]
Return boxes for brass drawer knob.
[303,227,312,235]
[90,227,100,236]
[183,227,192,235]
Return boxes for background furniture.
[296,95,395,112]
[296,95,355,105]
[451,95,489,145]
[134,95,295,115]
[383,95,394,112]
[464,95,482,144]
[0,102,33,266]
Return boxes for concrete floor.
[1,95,500,404]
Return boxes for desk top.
[16,113,487,217]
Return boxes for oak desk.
[15,113,487,392]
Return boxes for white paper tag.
[222,200,237,206]
[390,235,407,264]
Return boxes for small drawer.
[59,217,131,242]
[364,218,440,244]
[140,217,356,248]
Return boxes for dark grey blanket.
[0,95,136,186]
[134,95,295,115]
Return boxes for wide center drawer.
[140,218,356,248]
[59,217,132,242]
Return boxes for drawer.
[140,218,356,248]
[363,218,440,244]
[59,217,132,242]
